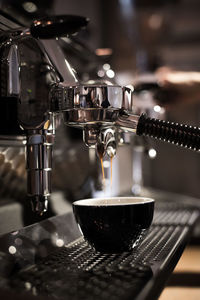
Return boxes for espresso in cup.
[73,197,154,253]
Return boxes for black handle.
[136,114,200,151]
[30,15,89,39]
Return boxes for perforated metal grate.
[9,208,199,300]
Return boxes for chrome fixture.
[51,83,139,157]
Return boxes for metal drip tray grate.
[14,239,153,300]
[8,208,199,300]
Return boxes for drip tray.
[0,205,199,300]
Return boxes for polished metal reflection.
[51,83,139,131]
[7,44,20,97]
[98,127,117,158]
[54,84,139,160]
[51,83,130,110]
[0,28,77,213]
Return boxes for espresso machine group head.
[1,15,200,215]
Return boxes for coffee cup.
[73,197,154,253]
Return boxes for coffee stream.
[97,143,113,198]
[110,156,113,189]
[100,156,105,188]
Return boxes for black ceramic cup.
[73,197,154,253]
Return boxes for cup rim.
[73,197,154,207]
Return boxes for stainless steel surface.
[115,111,140,132]
[41,39,78,85]
[51,83,140,158]
[51,83,132,119]
[55,84,138,130]
[26,132,53,213]
[59,84,123,109]
[0,22,77,213]
[7,44,20,97]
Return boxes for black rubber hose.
[136,114,200,151]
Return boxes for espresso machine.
[1,9,200,300]
[1,12,200,218]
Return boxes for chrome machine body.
[1,14,200,217]
[0,15,140,215]
[0,16,81,214]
